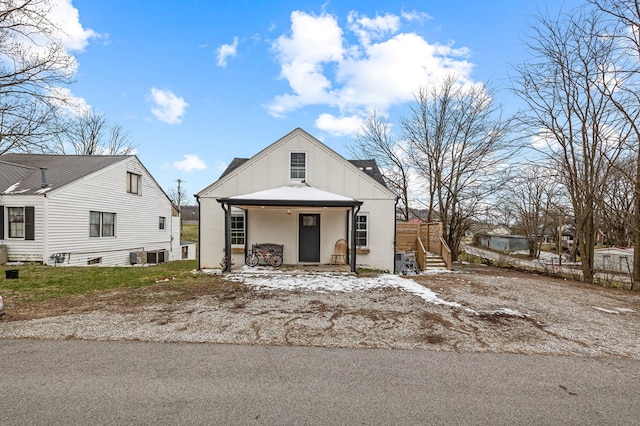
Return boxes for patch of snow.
[593,306,619,314]
[229,185,356,202]
[615,307,634,313]
[225,270,465,309]
[490,308,528,318]
[35,187,52,194]
[3,182,20,193]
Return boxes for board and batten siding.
[199,129,397,272]
[43,158,176,266]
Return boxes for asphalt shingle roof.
[0,153,129,195]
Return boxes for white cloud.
[173,154,207,172]
[267,9,476,136]
[216,37,239,68]
[347,12,400,46]
[401,10,433,23]
[47,87,92,116]
[531,129,561,151]
[2,0,99,77]
[48,0,99,51]
[150,88,189,124]
[315,113,363,136]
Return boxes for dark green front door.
[299,214,320,262]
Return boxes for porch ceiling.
[217,185,363,208]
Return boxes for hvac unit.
[130,251,147,265]
[146,251,157,264]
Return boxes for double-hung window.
[8,207,25,238]
[90,211,116,237]
[159,216,166,230]
[355,214,368,247]
[231,214,245,245]
[127,172,141,195]
[290,152,306,181]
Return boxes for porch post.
[220,202,232,272]
[350,206,360,273]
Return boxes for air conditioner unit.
[146,251,158,264]
[130,251,146,265]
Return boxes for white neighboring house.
[197,128,398,273]
[593,247,634,274]
[0,153,183,266]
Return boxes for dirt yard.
[1,265,639,359]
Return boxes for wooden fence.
[396,222,452,270]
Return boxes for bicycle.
[245,247,283,267]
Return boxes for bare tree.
[0,0,75,153]
[501,166,561,257]
[403,76,514,259]
[513,8,633,283]
[56,111,136,155]
[601,154,636,246]
[349,110,411,220]
[588,0,640,282]
[167,179,188,212]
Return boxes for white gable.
[198,128,395,201]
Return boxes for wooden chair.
[330,239,348,265]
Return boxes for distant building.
[474,234,530,253]
[180,205,199,225]
[593,247,634,274]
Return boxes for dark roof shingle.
[0,153,129,195]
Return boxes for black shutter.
[0,205,4,239]
[25,206,35,240]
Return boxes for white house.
[593,247,634,274]
[197,128,398,273]
[0,153,183,266]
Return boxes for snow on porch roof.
[217,185,363,207]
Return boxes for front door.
[299,214,320,262]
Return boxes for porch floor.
[278,264,352,273]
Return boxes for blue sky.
[49,0,582,201]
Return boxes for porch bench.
[253,243,284,257]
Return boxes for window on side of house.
[8,207,24,238]
[231,214,245,245]
[159,216,166,230]
[90,211,116,237]
[290,152,306,181]
[355,214,368,247]
[127,172,141,195]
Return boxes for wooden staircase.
[396,221,452,272]
[424,253,448,270]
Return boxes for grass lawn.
[181,224,198,242]
[0,260,205,304]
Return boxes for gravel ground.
[1,265,639,359]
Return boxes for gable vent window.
[127,172,141,195]
[290,152,306,181]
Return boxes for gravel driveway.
[1,265,639,359]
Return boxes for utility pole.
[175,178,183,214]
[175,178,183,238]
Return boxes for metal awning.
[217,185,363,208]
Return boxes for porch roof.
[217,185,363,208]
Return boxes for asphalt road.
[1,340,639,425]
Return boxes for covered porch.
[217,186,363,273]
